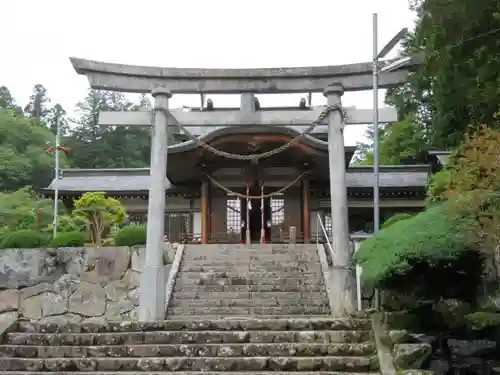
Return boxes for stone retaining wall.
[0,246,174,324]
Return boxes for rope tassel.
[204,172,306,199]
[260,182,265,244]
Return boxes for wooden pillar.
[201,181,209,244]
[302,179,310,243]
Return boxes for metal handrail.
[315,212,365,311]
[316,213,334,266]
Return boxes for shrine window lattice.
[226,198,241,234]
[127,212,191,242]
[225,195,285,233]
[271,197,285,226]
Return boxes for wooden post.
[302,179,310,243]
[201,181,209,244]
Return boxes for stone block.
[95,247,131,280]
[0,311,18,324]
[68,281,106,317]
[0,289,19,313]
[132,244,172,272]
[20,292,67,320]
[393,343,432,370]
[104,280,129,301]
[0,248,58,288]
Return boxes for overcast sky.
[1,0,415,145]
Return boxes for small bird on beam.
[299,98,307,109]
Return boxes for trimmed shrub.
[114,225,147,247]
[353,204,469,289]
[49,231,86,248]
[57,215,88,233]
[0,229,49,249]
[0,228,9,245]
[381,213,415,229]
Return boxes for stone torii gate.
[70,57,420,320]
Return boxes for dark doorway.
[240,184,271,243]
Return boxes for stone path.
[168,244,331,317]
[0,318,379,374]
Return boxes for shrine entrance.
[240,183,272,243]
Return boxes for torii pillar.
[324,83,356,315]
[138,87,171,321]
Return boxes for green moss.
[465,312,500,330]
[353,204,468,288]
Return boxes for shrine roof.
[45,168,174,194]
[42,165,430,195]
[345,165,429,188]
[167,125,334,154]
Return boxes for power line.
[419,27,500,56]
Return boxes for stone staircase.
[0,318,379,374]
[168,244,331,318]
[0,243,380,374]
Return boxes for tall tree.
[389,0,500,149]
[46,103,69,136]
[0,86,23,115]
[0,108,68,190]
[67,89,151,169]
[353,119,427,165]
[24,84,51,122]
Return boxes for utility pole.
[52,115,60,238]
[373,13,380,238]
[372,13,410,309]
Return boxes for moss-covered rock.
[393,343,432,370]
[465,312,500,330]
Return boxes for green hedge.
[0,228,9,245]
[353,204,468,289]
[49,231,86,247]
[114,225,147,246]
[0,229,49,249]
[382,213,415,229]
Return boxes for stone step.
[182,252,320,257]
[175,277,325,287]
[17,318,371,333]
[179,271,323,279]
[167,306,331,316]
[183,251,320,257]
[0,342,376,358]
[165,315,334,320]
[6,330,373,346]
[183,252,320,259]
[18,318,369,334]
[179,268,321,274]
[184,244,317,250]
[168,298,329,308]
[171,291,328,299]
[0,356,378,372]
[183,260,320,263]
[173,285,327,293]
[0,372,381,375]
